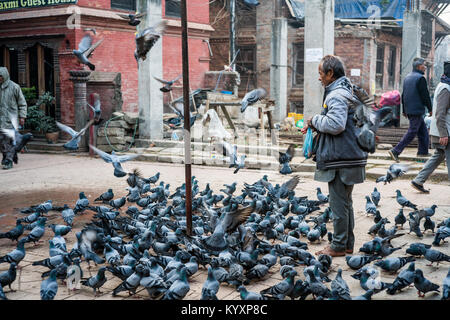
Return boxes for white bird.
[89,144,140,177]
[56,120,94,151]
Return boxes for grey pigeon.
[0,262,17,291]
[61,204,75,227]
[376,163,410,184]
[352,289,374,300]
[245,263,269,281]
[368,218,389,236]
[201,266,220,300]
[331,268,351,300]
[414,269,440,297]
[345,255,378,270]
[442,268,450,300]
[316,187,328,203]
[371,187,380,207]
[423,216,435,234]
[49,224,72,237]
[395,190,417,210]
[95,189,114,203]
[279,144,296,175]
[374,256,415,273]
[408,211,423,238]
[305,268,331,299]
[86,93,102,122]
[112,264,145,296]
[23,217,47,245]
[162,266,190,300]
[153,74,182,92]
[260,269,297,300]
[0,220,24,242]
[394,208,406,228]
[74,192,90,214]
[420,247,450,267]
[40,269,58,300]
[240,88,267,113]
[135,20,167,62]
[406,243,431,256]
[0,283,6,300]
[117,12,146,26]
[81,266,107,296]
[90,144,139,178]
[72,33,103,71]
[56,121,93,151]
[433,221,450,246]
[386,262,416,295]
[365,196,377,215]
[238,285,268,300]
[356,270,391,293]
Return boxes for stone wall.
[96,111,139,153]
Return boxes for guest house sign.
[0,0,78,12]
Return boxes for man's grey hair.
[320,55,346,79]
[412,57,425,70]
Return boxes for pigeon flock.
[0,164,449,301]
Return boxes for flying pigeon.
[279,144,296,175]
[153,74,182,92]
[87,93,102,123]
[89,144,140,178]
[135,20,168,62]
[241,88,267,113]
[376,163,410,184]
[117,12,146,26]
[72,33,104,71]
[56,121,94,151]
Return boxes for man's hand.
[19,118,25,127]
[301,117,313,134]
[439,136,448,146]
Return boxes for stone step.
[26,138,72,153]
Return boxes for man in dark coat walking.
[389,57,432,161]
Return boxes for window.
[235,45,256,93]
[292,42,304,87]
[388,46,396,89]
[165,0,181,18]
[111,0,136,11]
[236,1,256,27]
[376,44,384,90]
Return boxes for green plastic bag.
[296,119,304,129]
[303,127,313,159]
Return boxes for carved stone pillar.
[69,70,91,151]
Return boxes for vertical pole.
[181,0,192,236]
[230,0,236,71]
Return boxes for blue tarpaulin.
[287,0,407,25]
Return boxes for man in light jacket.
[411,61,450,193]
[0,67,27,170]
[302,55,367,257]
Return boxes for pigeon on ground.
[395,190,417,210]
[49,224,72,237]
[23,217,47,245]
[117,12,146,26]
[240,88,267,113]
[90,145,140,178]
[0,283,6,300]
[442,268,450,300]
[72,33,103,71]
[245,263,270,281]
[0,239,26,266]
[394,208,407,228]
[374,256,415,273]
[373,210,382,224]
[365,196,377,215]
[414,269,440,297]
[345,255,378,270]
[109,197,127,210]
[417,205,438,220]
[305,268,331,299]
[220,182,237,196]
[40,269,58,300]
[316,187,328,203]
[162,266,190,300]
[201,266,220,300]
[433,220,450,246]
[368,218,389,236]
[405,243,431,257]
[423,216,435,234]
[376,163,410,184]
[279,144,296,175]
[153,74,182,92]
[355,270,391,293]
[420,247,450,267]
[135,20,168,62]
[61,204,75,227]
[0,262,17,291]
[238,285,268,300]
[112,264,145,297]
[0,220,24,242]
[260,269,297,300]
[386,262,416,295]
[352,289,374,300]
[371,187,380,207]
[331,268,351,300]
[81,266,107,296]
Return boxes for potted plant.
[39,116,60,144]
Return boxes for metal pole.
[181,0,192,236]
[230,0,236,72]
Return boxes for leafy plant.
[24,92,58,133]
[21,87,37,106]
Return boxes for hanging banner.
[0,0,78,12]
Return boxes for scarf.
[441,75,450,86]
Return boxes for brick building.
[0,0,213,127]
[209,0,450,115]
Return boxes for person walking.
[301,55,367,257]
[389,57,432,162]
[411,61,450,193]
[0,67,27,170]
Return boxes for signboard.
[351,69,361,77]
[0,0,78,12]
[305,48,323,63]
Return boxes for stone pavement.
[0,153,448,300]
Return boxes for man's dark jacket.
[402,69,432,116]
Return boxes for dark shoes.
[315,246,346,257]
[417,153,431,157]
[388,149,400,162]
[411,180,430,194]
[2,160,12,170]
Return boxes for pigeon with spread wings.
[117,12,146,26]
[87,93,102,123]
[72,32,104,71]
[89,144,140,177]
[56,120,94,151]
[153,74,182,92]
[135,20,167,62]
